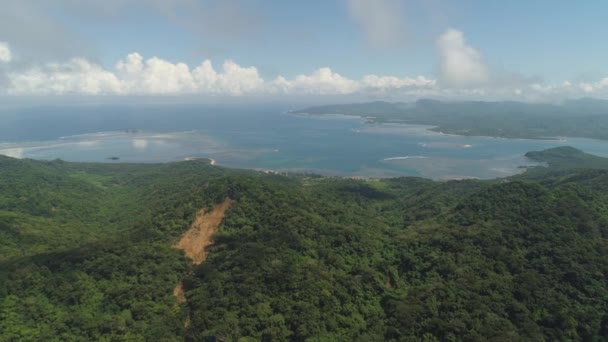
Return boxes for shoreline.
[183,157,216,165]
[291,111,595,142]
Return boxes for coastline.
[291,111,591,142]
[183,157,216,165]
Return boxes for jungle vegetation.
[1,147,607,341]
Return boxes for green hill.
[1,151,608,341]
[525,146,608,169]
[294,99,608,140]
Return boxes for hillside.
[1,151,608,341]
[294,99,608,140]
[525,146,608,170]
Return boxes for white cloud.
[437,28,488,86]
[113,54,264,95]
[212,61,264,95]
[272,67,359,95]
[3,46,608,101]
[526,77,608,98]
[347,0,405,48]
[0,42,11,63]
[9,57,124,95]
[361,75,436,94]
[6,53,267,96]
[576,78,608,94]
[117,53,195,94]
[4,53,438,97]
[268,69,434,97]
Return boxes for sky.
[1,0,607,101]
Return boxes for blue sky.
[1,0,607,100]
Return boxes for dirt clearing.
[173,282,187,304]
[173,198,233,265]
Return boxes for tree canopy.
[1,149,607,341]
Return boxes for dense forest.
[294,98,608,140]
[1,147,608,341]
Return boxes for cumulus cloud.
[0,42,11,63]
[2,46,608,101]
[116,53,195,94]
[347,0,406,48]
[4,54,259,96]
[578,78,608,93]
[437,28,488,86]
[9,58,124,95]
[112,53,265,95]
[361,75,436,94]
[271,68,359,95]
[3,52,436,97]
[527,78,608,98]
[209,61,264,95]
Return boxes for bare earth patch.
[172,198,232,305]
[173,282,187,304]
[173,198,233,265]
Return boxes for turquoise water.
[1,104,607,179]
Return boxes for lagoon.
[1,104,608,179]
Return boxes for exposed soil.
[173,282,187,304]
[173,198,233,265]
[172,198,232,305]
[173,198,232,304]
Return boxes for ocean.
[2,103,608,179]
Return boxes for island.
[293,98,608,140]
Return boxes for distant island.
[106,156,120,160]
[293,98,608,140]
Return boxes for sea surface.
[2,103,608,179]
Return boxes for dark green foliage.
[525,146,608,170]
[1,151,608,341]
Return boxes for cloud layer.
[0,42,11,63]
[2,29,608,101]
[437,29,488,86]
[5,51,436,97]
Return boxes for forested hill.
[525,146,608,169]
[293,98,608,140]
[1,150,608,341]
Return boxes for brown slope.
[173,198,233,265]
[172,198,232,305]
